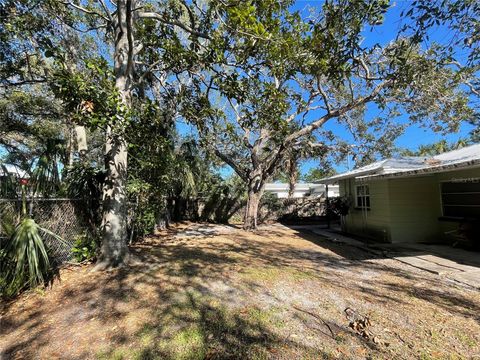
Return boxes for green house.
[322,144,480,244]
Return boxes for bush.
[132,203,158,238]
[327,196,352,216]
[71,233,98,262]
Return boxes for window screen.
[441,180,480,218]
[356,184,370,209]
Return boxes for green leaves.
[51,57,124,131]
[0,217,64,297]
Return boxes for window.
[441,180,480,218]
[356,184,370,209]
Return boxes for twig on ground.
[293,305,336,339]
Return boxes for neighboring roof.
[0,164,29,178]
[264,183,339,192]
[322,143,480,184]
[264,183,315,192]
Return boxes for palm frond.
[0,218,64,297]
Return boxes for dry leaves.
[344,307,389,346]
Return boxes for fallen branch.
[293,305,336,339]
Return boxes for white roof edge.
[360,158,480,181]
[319,160,387,184]
[320,142,480,184]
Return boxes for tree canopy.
[1,0,478,263]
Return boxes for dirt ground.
[1,223,479,359]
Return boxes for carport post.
[326,184,330,229]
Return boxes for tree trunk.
[287,158,298,199]
[98,127,129,267]
[97,0,134,269]
[243,177,265,230]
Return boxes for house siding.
[341,178,392,242]
[338,166,480,243]
[387,176,440,243]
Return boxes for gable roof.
[322,143,480,184]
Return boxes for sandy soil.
[1,223,479,359]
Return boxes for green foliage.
[71,233,97,262]
[399,139,471,157]
[31,138,65,197]
[51,57,123,131]
[0,165,19,198]
[0,217,62,297]
[201,176,247,223]
[404,0,480,65]
[127,185,159,239]
[327,196,352,217]
[302,167,337,182]
[1,0,477,236]
[133,205,158,238]
[64,162,104,200]
[260,192,283,215]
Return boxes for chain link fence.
[0,198,91,264]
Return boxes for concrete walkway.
[288,224,480,289]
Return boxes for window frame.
[355,184,371,210]
[440,179,480,219]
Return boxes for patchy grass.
[1,222,480,359]
[241,265,318,284]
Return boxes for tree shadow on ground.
[1,224,479,359]
[286,227,480,321]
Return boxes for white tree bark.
[97,0,135,268]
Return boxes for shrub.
[327,196,352,216]
[0,192,64,297]
[71,233,98,262]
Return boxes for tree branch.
[214,149,248,181]
[285,79,392,143]
[61,1,110,22]
[137,11,211,39]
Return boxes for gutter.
[358,159,480,181]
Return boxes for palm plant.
[31,138,65,197]
[0,183,64,297]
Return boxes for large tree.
[181,0,476,229]
[32,0,219,268]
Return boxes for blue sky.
[177,1,475,179]
[2,1,473,181]
[295,1,475,175]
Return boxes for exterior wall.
[340,178,392,242]
[339,166,480,243]
[387,176,440,243]
[435,167,480,240]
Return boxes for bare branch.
[286,79,392,144]
[61,1,110,22]
[228,98,252,149]
[214,149,248,181]
[137,11,211,39]
[98,0,113,22]
[1,78,47,87]
[316,78,331,113]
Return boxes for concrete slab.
[287,224,480,289]
[288,225,367,247]
[392,255,458,275]
[416,255,480,273]
[447,269,480,289]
